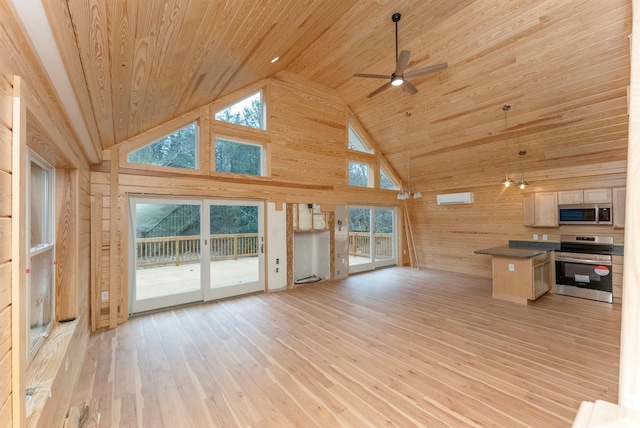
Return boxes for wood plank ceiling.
[48,0,630,189]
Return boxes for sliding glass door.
[129,198,204,313]
[203,200,264,300]
[129,197,264,314]
[348,206,397,273]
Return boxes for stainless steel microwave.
[558,203,612,225]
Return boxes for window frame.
[26,149,56,361]
[125,121,200,171]
[214,90,266,131]
[348,159,373,188]
[213,136,266,177]
[380,165,400,190]
[348,124,374,154]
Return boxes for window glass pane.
[348,126,372,153]
[215,91,263,129]
[27,152,55,360]
[348,208,371,264]
[127,122,198,169]
[374,209,394,261]
[215,138,263,176]
[28,249,54,354]
[348,161,369,187]
[30,161,48,248]
[380,168,398,190]
[134,203,201,300]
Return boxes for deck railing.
[136,232,394,268]
[349,232,393,259]
[136,233,259,267]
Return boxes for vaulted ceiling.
[32,0,631,189]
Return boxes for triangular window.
[127,122,198,170]
[348,125,372,153]
[380,167,399,190]
[215,91,264,130]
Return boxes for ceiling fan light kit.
[354,12,448,98]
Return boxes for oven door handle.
[555,257,611,266]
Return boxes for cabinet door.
[584,188,612,203]
[533,259,551,299]
[613,187,626,228]
[535,192,558,227]
[558,190,583,205]
[523,194,535,226]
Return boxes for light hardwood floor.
[71,267,621,427]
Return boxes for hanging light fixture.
[518,150,529,189]
[397,111,422,200]
[500,104,515,187]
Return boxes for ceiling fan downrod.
[392,13,401,64]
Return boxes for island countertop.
[474,246,550,259]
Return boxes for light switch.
[533,234,539,240]
[542,235,548,241]
[101,291,109,301]
[508,264,515,272]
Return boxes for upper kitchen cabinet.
[558,189,612,205]
[613,187,626,228]
[523,192,558,227]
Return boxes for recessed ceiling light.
[270,56,280,63]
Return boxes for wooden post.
[619,0,640,411]
[175,237,180,266]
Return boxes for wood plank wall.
[0,3,94,426]
[0,72,14,428]
[90,71,404,329]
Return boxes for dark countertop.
[474,246,550,259]
[476,240,624,258]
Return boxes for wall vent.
[436,192,473,205]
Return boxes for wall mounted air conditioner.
[436,192,473,205]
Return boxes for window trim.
[214,89,266,131]
[380,165,401,190]
[26,149,56,361]
[348,124,374,154]
[213,136,267,177]
[125,121,200,171]
[348,159,373,188]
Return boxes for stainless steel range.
[555,235,614,303]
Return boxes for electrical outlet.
[533,234,539,240]
[101,291,109,301]
[542,235,548,241]
[508,264,515,272]
[275,267,279,273]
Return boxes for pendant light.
[518,150,529,189]
[500,104,515,187]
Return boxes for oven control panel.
[555,251,612,265]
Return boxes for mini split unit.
[436,192,474,205]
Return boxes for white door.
[129,197,265,314]
[129,197,204,313]
[202,199,264,301]
[348,206,397,274]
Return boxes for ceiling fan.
[354,12,448,98]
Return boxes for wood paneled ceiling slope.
[34,0,630,187]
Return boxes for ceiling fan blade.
[395,50,411,76]
[354,73,391,79]
[367,81,392,98]
[404,62,448,79]
[401,80,418,95]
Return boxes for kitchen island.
[475,245,553,304]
